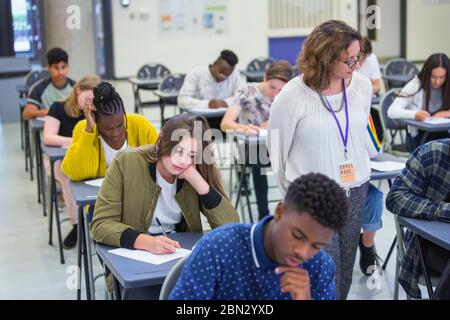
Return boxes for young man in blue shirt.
[169,173,349,300]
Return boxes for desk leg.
[415,235,434,298]
[77,206,83,300]
[24,121,30,172]
[133,84,140,114]
[29,130,34,182]
[48,164,54,245]
[234,163,247,210]
[382,236,397,270]
[34,130,41,204]
[432,260,450,300]
[80,210,91,300]
[382,178,395,270]
[39,139,47,217]
[50,160,65,264]
[159,99,165,125]
[85,205,95,300]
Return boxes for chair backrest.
[137,63,171,80]
[246,57,275,72]
[25,69,50,88]
[383,58,419,89]
[159,255,189,300]
[380,88,406,131]
[158,73,186,93]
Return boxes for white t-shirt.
[99,136,128,167]
[178,66,245,109]
[148,169,183,235]
[357,53,382,81]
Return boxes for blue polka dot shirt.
[169,216,336,300]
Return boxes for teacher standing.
[267,20,378,300]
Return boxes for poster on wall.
[159,0,228,37]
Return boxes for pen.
[155,217,167,237]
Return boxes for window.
[269,0,336,34]
[11,0,42,58]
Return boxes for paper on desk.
[190,107,227,114]
[108,247,191,265]
[424,118,450,125]
[84,178,104,187]
[370,161,405,172]
[36,116,46,121]
[257,129,267,137]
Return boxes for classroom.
[0,0,449,302]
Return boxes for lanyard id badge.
[339,153,355,197]
[321,80,353,197]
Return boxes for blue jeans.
[362,184,383,232]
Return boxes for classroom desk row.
[24,113,450,300]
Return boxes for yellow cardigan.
[61,113,158,181]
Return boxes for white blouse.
[267,72,376,194]
[178,66,245,109]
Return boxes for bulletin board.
[158,0,229,37]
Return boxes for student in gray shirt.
[22,47,75,121]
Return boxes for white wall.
[372,0,401,58]
[111,0,269,78]
[407,0,450,60]
[44,0,96,80]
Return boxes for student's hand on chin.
[275,267,312,300]
[177,165,197,181]
[83,103,97,131]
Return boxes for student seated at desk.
[356,37,381,96]
[178,49,245,131]
[23,47,75,121]
[387,53,450,151]
[91,113,239,295]
[43,75,101,249]
[220,60,293,220]
[61,82,158,248]
[386,139,450,299]
[170,173,349,300]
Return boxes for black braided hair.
[92,82,126,122]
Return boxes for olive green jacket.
[90,146,239,248]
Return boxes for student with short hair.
[220,60,293,220]
[91,113,239,296]
[61,82,158,248]
[357,37,382,95]
[169,173,349,300]
[23,47,75,121]
[178,49,245,132]
[178,49,243,110]
[386,139,450,299]
[388,53,450,151]
[43,75,101,249]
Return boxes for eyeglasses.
[339,53,364,69]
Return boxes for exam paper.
[85,178,104,187]
[370,161,405,172]
[108,247,191,265]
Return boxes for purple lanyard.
[323,80,349,158]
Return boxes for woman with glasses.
[267,20,378,300]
